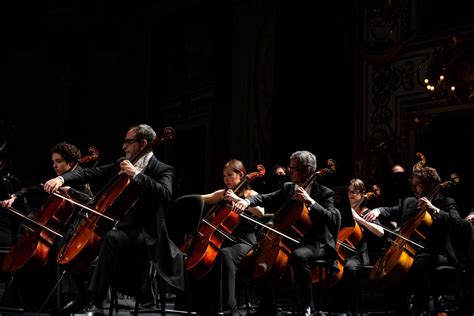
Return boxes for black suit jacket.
[248,181,340,258]
[62,155,185,290]
[378,193,460,263]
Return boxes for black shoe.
[57,297,85,315]
[75,302,104,316]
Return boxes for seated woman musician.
[343,178,384,272]
[333,178,384,311]
[187,159,264,316]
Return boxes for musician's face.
[411,175,426,199]
[122,128,144,159]
[288,158,305,186]
[223,167,242,189]
[52,153,74,176]
[347,184,363,206]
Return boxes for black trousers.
[292,244,327,310]
[88,228,147,306]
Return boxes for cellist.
[0,142,93,312]
[332,178,384,312]
[343,179,384,270]
[233,150,340,316]
[188,159,264,316]
[44,124,180,316]
[364,165,461,315]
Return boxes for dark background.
[0,1,354,189]
[1,0,473,214]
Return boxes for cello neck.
[425,184,441,201]
[302,172,318,192]
[204,181,249,220]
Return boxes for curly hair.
[412,166,441,185]
[51,142,81,164]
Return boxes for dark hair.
[348,178,366,193]
[51,142,81,164]
[412,166,441,185]
[224,159,250,190]
[272,164,288,175]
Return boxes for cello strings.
[7,206,63,238]
[201,218,237,243]
[50,190,115,222]
[240,213,301,244]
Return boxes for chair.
[108,254,151,315]
[431,219,473,314]
[133,194,204,315]
[166,194,205,254]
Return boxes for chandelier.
[423,38,474,100]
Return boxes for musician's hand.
[466,213,474,222]
[351,208,364,222]
[364,208,380,222]
[118,160,138,178]
[232,199,249,213]
[292,187,315,207]
[224,189,240,203]
[418,197,440,216]
[1,196,16,209]
[44,177,64,193]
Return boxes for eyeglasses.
[123,138,141,145]
[348,190,361,195]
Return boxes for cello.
[369,153,459,284]
[242,159,336,286]
[183,164,266,279]
[2,147,99,273]
[56,127,174,272]
[312,185,381,286]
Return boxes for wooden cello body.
[2,196,75,272]
[369,205,433,284]
[56,175,139,271]
[184,165,265,279]
[243,159,336,286]
[184,203,240,279]
[2,147,99,273]
[250,199,312,285]
[312,187,379,286]
[370,155,459,285]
